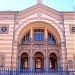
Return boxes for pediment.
[17,4,61,20]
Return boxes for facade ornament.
[37,0,42,4]
[37,12,42,17]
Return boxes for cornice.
[17,4,61,16]
[16,4,62,20]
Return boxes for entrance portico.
[17,21,62,71]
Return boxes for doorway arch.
[21,53,29,69]
[34,52,44,70]
[49,53,57,69]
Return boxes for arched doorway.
[21,53,28,69]
[17,21,61,70]
[49,53,57,69]
[34,52,44,70]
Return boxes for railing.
[33,41,45,45]
[48,44,60,50]
[21,41,30,45]
[0,69,75,75]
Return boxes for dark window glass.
[48,32,56,44]
[0,57,4,67]
[34,29,44,41]
[22,57,28,69]
[72,27,75,32]
[21,32,30,44]
[35,57,42,69]
[49,57,55,69]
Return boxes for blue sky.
[0,0,74,11]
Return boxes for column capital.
[18,56,21,58]
[60,41,65,47]
[44,57,49,59]
[30,38,33,44]
[45,38,48,45]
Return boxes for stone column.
[44,57,46,70]
[60,42,67,70]
[44,38,49,71]
[29,38,34,71]
[73,54,75,70]
[57,57,60,71]
[45,28,47,39]
[30,27,33,38]
[29,57,34,71]
[18,57,21,70]
[44,57,49,71]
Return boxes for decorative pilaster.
[57,57,60,71]
[29,57,34,71]
[29,38,34,71]
[45,28,47,39]
[44,57,49,71]
[18,57,21,70]
[60,41,67,70]
[44,38,49,71]
[30,28,33,38]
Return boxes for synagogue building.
[0,0,75,71]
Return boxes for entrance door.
[35,57,42,69]
[21,53,28,69]
[34,52,44,70]
[49,53,57,69]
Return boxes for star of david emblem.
[1,27,7,32]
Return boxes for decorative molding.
[0,53,6,68]
[18,50,30,57]
[32,50,45,57]
[0,24,9,34]
[69,24,75,34]
[15,17,63,37]
[48,50,59,57]
[37,12,42,17]
[72,27,75,32]
[60,41,65,47]
[68,60,73,68]
[37,0,42,4]
[17,4,61,20]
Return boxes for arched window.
[50,57,55,69]
[22,57,28,69]
[21,32,30,44]
[48,32,56,44]
[49,53,57,69]
[34,29,44,41]
[35,57,42,69]
[21,53,28,69]
[0,55,4,67]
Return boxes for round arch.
[19,51,29,57]
[15,17,64,45]
[17,22,61,45]
[34,52,44,69]
[21,53,29,69]
[20,30,30,43]
[33,50,45,57]
[49,53,57,69]
[48,51,59,58]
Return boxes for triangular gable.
[17,4,61,20]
